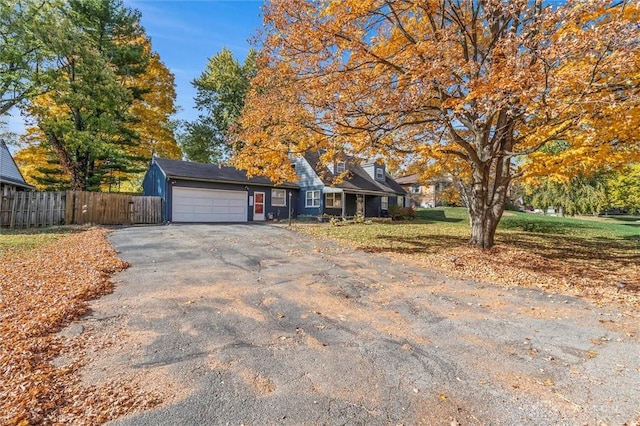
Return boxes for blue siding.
[168,180,299,222]
[297,185,324,217]
[291,155,323,188]
[264,187,299,220]
[143,161,299,222]
[142,160,169,221]
[291,156,325,217]
[144,157,323,222]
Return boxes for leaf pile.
[413,245,639,309]
[0,228,160,425]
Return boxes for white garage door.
[172,187,247,222]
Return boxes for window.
[271,189,286,206]
[305,190,320,208]
[336,161,346,174]
[397,196,404,207]
[325,193,342,208]
[411,184,420,194]
[375,167,384,181]
[381,196,389,210]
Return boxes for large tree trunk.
[469,203,502,249]
[49,134,86,191]
[466,134,512,250]
[468,175,506,249]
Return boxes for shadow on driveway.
[76,224,639,425]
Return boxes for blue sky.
[5,0,263,137]
[127,0,264,124]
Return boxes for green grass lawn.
[298,208,639,269]
[0,226,79,258]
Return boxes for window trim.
[375,167,384,181]
[397,196,404,207]
[381,196,389,210]
[411,184,420,194]
[305,190,320,208]
[325,193,342,208]
[335,161,346,174]
[271,188,287,207]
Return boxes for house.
[0,140,33,196]
[143,157,299,223]
[395,173,454,208]
[291,152,407,218]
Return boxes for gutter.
[165,175,299,189]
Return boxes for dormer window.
[375,167,384,181]
[336,161,346,174]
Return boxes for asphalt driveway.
[78,224,638,425]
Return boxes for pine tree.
[180,48,256,163]
[26,0,148,191]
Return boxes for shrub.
[388,205,416,221]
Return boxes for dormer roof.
[303,151,405,195]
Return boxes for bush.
[388,205,416,221]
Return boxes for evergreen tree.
[26,0,148,191]
[181,48,256,163]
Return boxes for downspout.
[288,190,292,226]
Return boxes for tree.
[177,120,221,163]
[181,47,256,162]
[235,0,640,249]
[607,164,640,214]
[527,174,609,216]
[120,36,180,191]
[0,0,61,117]
[12,142,69,190]
[127,37,180,160]
[24,0,148,191]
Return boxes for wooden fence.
[0,191,66,229]
[0,191,162,229]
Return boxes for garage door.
[172,187,247,222]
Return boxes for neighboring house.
[143,157,299,223]
[395,173,453,208]
[0,140,33,196]
[291,152,407,218]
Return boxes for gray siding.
[0,141,29,187]
[362,163,386,182]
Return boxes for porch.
[322,190,389,218]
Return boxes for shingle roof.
[0,140,32,189]
[304,151,405,195]
[153,158,299,188]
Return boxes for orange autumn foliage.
[235,0,640,248]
